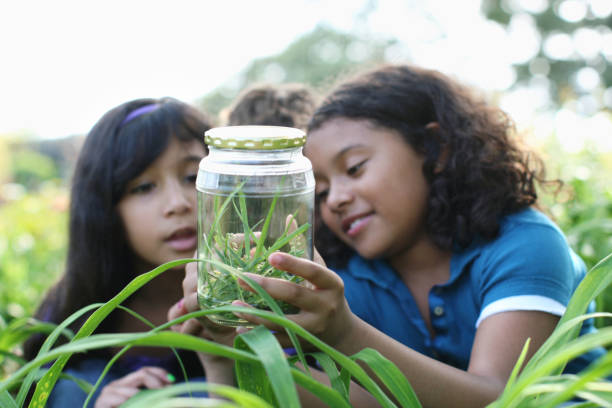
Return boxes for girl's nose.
[325,182,353,212]
[163,182,193,217]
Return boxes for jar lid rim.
[205,125,306,150]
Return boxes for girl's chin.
[353,242,385,260]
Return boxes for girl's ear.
[425,122,449,174]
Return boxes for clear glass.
[196,145,314,326]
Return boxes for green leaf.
[254,188,279,260]
[15,304,99,406]
[235,326,300,408]
[491,324,612,408]
[311,352,349,400]
[200,258,310,373]
[234,331,278,405]
[289,367,353,408]
[120,381,274,408]
[83,305,191,408]
[238,192,251,256]
[490,252,612,407]
[351,348,422,408]
[24,259,195,408]
[503,338,531,393]
[197,304,399,408]
[0,389,18,408]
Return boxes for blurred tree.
[0,139,10,185]
[481,0,612,115]
[198,24,396,117]
[0,183,68,321]
[10,149,58,189]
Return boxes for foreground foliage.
[0,253,611,407]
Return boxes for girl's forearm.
[198,353,236,398]
[334,316,504,408]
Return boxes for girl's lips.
[165,228,197,252]
[345,214,373,237]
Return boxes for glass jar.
[196,126,315,326]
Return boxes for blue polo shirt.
[336,208,604,373]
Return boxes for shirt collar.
[342,242,483,289]
[344,255,404,290]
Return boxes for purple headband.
[120,103,160,126]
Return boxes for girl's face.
[118,137,205,270]
[304,118,430,260]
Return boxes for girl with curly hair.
[174,64,605,407]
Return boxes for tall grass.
[1,253,611,407]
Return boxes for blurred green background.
[1,0,611,329]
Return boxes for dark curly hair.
[308,64,556,267]
[227,83,319,130]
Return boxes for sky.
[1,0,611,151]
[0,0,501,139]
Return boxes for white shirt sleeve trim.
[475,295,566,328]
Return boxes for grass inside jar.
[200,183,310,325]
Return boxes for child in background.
[224,82,319,130]
[24,97,214,407]
[174,64,607,407]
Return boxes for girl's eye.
[185,173,197,184]
[315,189,329,201]
[129,182,154,195]
[347,160,367,176]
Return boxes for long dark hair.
[308,64,557,267]
[24,97,213,360]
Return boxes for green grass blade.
[490,252,612,408]
[289,366,352,408]
[2,328,259,397]
[235,326,300,408]
[200,258,310,374]
[146,399,241,408]
[528,252,612,372]
[558,252,612,338]
[0,389,18,408]
[531,351,612,408]
[310,352,350,400]
[120,381,274,408]
[260,223,310,261]
[491,326,612,408]
[15,304,100,406]
[351,348,422,408]
[83,304,191,407]
[0,317,71,351]
[58,371,95,395]
[208,183,245,252]
[503,338,531,393]
[245,223,309,271]
[195,305,399,408]
[25,258,194,408]
[238,192,251,256]
[254,190,278,260]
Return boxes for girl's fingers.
[167,298,187,322]
[95,388,139,408]
[231,300,286,333]
[313,246,326,267]
[112,367,172,388]
[95,367,174,408]
[181,317,207,337]
[239,274,321,311]
[268,252,342,290]
[182,291,200,313]
[183,262,198,293]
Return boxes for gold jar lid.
[204,125,306,150]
